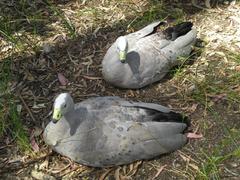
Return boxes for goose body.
[102,21,197,89]
[44,93,190,167]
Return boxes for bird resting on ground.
[44,93,194,167]
[102,21,197,89]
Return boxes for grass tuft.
[0,58,30,151]
[45,0,76,38]
[175,50,240,106]
[170,49,240,179]
[197,128,240,179]
[129,1,185,30]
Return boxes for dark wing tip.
[145,109,190,126]
[163,21,194,40]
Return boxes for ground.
[0,0,239,179]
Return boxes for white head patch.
[117,36,128,51]
[54,93,69,108]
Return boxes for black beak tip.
[52,119,58,124]
[120,59,126,63]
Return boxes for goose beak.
[52,108,62,123]
[119,51,127,62]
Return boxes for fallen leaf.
[57,73,69,86]
[189,163,199,171]
[30,129,40,152]
[82,75,102,80]
[187,133,203,139]
[31,138,39,152]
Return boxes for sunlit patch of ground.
[0,1,239,179]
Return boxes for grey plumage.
[44,95,189,167]
[102,21,197,89]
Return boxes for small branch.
[0,152,52,174]
[19,94,36,122]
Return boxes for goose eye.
[63,104,67,108]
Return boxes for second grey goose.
[102,21,197,89]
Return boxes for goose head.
[52,93,74,123]
[116,36,128,63]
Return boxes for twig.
[18,93,36,122]
[99,168,114,180]
[224,167,240,177]
[67,50,78,65]
[81,75,102,80]
[152,165,167,179]
[0,144,14,150]
[0,152,52,174]
[51,163,71,174]
[59,165,85,177]
[0,138,15,150]
[78,93,100,97]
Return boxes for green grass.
[190,52,239,179]
[185,51,240,106]
[0,2,48,54]
[0,58,30,151]
[44,0,76,38]
[129,1,185,30]
[0,59,11,135]
[0,16,22,50]
[0,0,77,53]
[171,50,240,179]
[0,0,78,152]
[197,128,240,179]
[0,1,44,150]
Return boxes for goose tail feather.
[163,22,193,40]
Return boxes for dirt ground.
[0,1,240,179]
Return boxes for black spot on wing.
[151,111,190,126]
[132,106,190,126]
[163,22,193,41]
